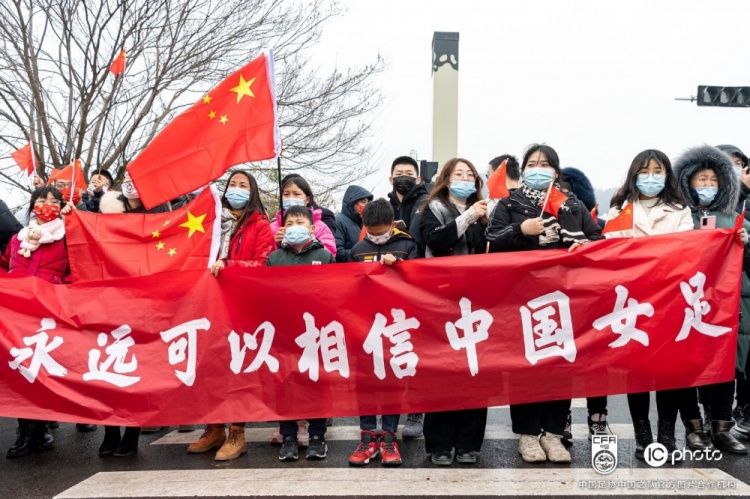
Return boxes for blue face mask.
[523,168,555,190]
[695,186,719,206]
[449,180,477,201]
[635,174,666,198]
[282,198,305,210]
[225,187,250,209]
[284,225,311,246]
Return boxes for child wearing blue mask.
[266,205,333,462]
[348,199,418,467]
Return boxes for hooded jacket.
[717,144,750,219]
[349,228,418,262]
[266,237,335,266]
[388,182,429,233]
[270,207,337,257]
[334,185,373,262]
[561,167,604,229]
[224,210,275,268]
[0,199,23,254]
[674,144,750,374]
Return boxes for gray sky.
[316,0,750,203]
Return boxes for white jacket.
[604,199,693,238]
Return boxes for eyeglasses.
[451,172,475,181]
[54,181,72,189]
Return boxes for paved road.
[2,395,750,498]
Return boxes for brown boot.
[187,424,226,453]
[214,425,247,461]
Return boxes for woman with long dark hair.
[418,157,488,465]
[604,149,694,462]
[486,144,602,464]
[184,170,274,461]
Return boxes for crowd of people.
[2,143,750,467]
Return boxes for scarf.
[219,208,238,260]
[520,182,588,246]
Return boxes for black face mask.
[393,175,417,195]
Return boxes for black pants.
[424,408,487,453]
[510,399,569,435]
[628,389,700,424]
[587,396,607,416]
[738,377,750,407]
[280,418,326,438]
[698,381,735,421]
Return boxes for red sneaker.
[349,430,379,466]
[379,432,402,466]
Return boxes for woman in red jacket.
[189,170,274,461]
[1,187,67,458]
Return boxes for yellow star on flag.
[156,242,165,250]
[202,95,212,104]
[208,110,216,119]
[168,248,177,257]
[229,75,256,103]
[625,209,631,215]
[220,115,228,125]
[152,230,161,238]
[180,211,206,238]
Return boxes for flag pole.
[28,140,37,190]
[540,182,554,216]
[277,156,284,223]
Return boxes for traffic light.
[697,86,750,107]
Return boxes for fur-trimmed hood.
[561,167,596,211]
[673,145,739,215]
[99,190,126,214]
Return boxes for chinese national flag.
[65,187,221,283]
[543,185,568,218]
[736,207,746,231]
[487,159,510,199]
[127,50,281,209]
[590,204,599,222]
[11,143,36,176]
[48,160,86,189]
[110,49,126,76]
[602,203,635,235]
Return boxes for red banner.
[0,229,742,425]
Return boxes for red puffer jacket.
[224,210,274,267]
[0,236,70,284]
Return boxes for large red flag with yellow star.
[65,187,222,282]
[127,51,280,209]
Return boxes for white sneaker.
[518,434,546,463]
[540,433,571,463]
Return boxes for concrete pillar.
[431,31,459,177]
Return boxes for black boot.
[657,419,682,463]
[633,419,653,460]
[6,419,33,459]
[76,423,97,432]
[683,419,713,450]
[703,405,712,437]
[99,426,121,457]
[113,427,140,457]
[711,420,748,455]
[31,421,54,451]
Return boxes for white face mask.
[122,180,139,200]
[366,231,392,245]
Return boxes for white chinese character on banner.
[82,325,140,387]
[676,272,731,342]
[363,309,420,380]
[160,318,211,386]
[592,285,654,348]
[9,318,67,383]
[296,313,349,382]
[520,291,577,365]
[228,321,279,374]
[445,298,492,376]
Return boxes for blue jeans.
[280,418,326,438]
[360,414,399,434]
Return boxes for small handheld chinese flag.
[109,49,126,76]
[590,204,599,222]
[11,143,36,176]
[127,50,281,209]
[542,185,568,218]
[65,187,222,283]
[48,160,86,188]
[487,159,510,199]
[735,207,746,231]
[602,203,635,235]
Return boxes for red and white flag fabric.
[109,49,126,76]
[65,186,222,282]
[127,50,281,209]
[11,142,36,176]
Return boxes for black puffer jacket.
[419,198,487,257]
[350,228,418,262]
[334,185,373,262]
[0,199,23,254]
[486,187,602,252]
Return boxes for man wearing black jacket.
[0,198,23,254]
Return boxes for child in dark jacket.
[268,206,333,461]
[348,199,418,466]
